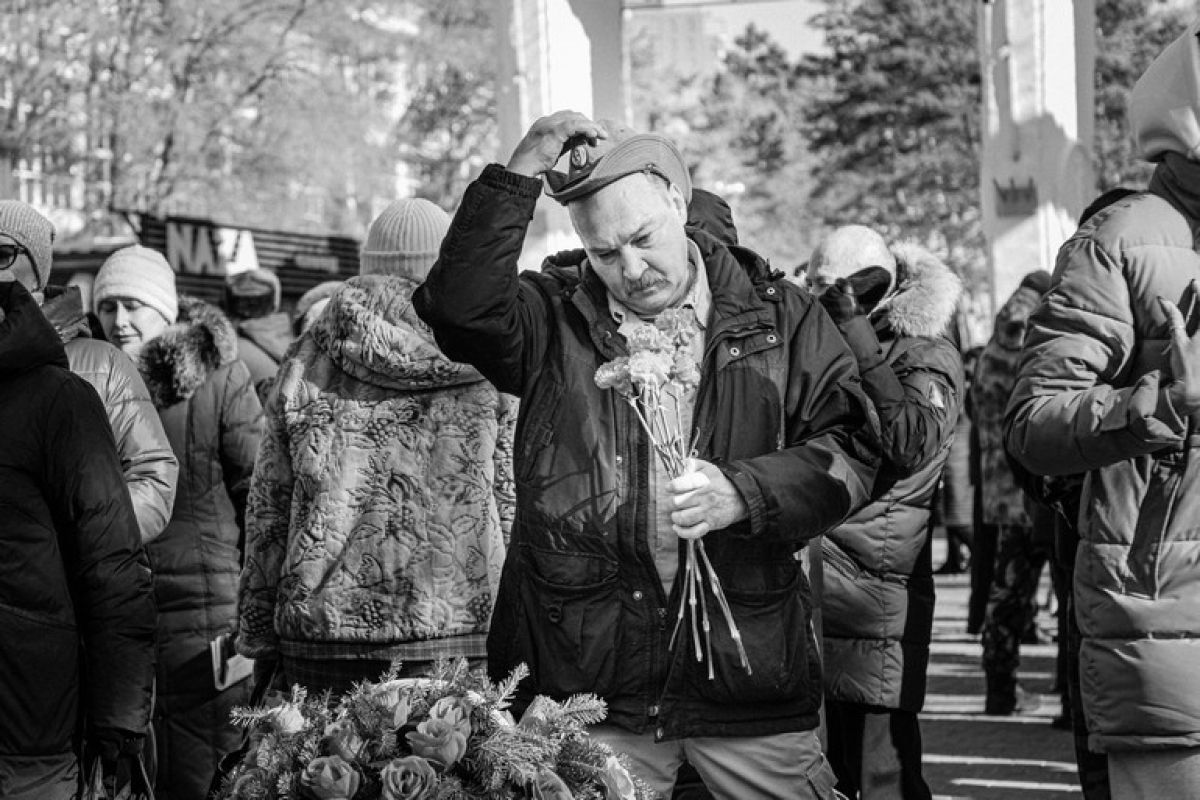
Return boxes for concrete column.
[495,0,626,270]
[978,0,1095,315]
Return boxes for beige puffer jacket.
[1005,23,1200,753]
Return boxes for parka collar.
[1150,153,1200,226]
[41,284,92,345]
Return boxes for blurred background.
[1,0,1195,340]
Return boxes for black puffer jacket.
[0,282,156,768]
[415,164,880,739]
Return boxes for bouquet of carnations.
[593,309,751,678]
[213,659,652,800]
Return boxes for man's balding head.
[806,225,896,296]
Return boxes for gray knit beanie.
[360,198,450,281]
[0,200,55,290]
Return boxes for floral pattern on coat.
[237,275,516,658]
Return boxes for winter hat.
[225,268,282,319]
[93,245,178,324]
[360,198,450,282]
[0,200,55,290]
[1018,270,1052,296]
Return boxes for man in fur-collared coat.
[803,226,964,800]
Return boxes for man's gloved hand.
[88,728,145,797]
[818,266,893,324]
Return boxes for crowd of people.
[4,20,1200,800]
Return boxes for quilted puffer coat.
[822,244,964,712]
[1006,26,1200,752]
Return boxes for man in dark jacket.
[805,226,964,799]
[0,278,157,799]
[414,110,879,799]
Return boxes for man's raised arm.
[414,112,606,396]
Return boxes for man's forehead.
[572,174,675,244]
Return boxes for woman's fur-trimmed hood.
[310,274,484,391]
[140,296,239,407]
[878,242,963,338]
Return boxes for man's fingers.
[1160,297,1189,346]
[674,520,710,540]
[668,470,710,495]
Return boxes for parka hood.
[140,296,238,407]
[878,243,963,339]
[310,274,483,391]
[1131,19,1200,162]
[237,312,294,362]
[0,281,68,377]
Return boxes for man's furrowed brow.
[591,219,659,252]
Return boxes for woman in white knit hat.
[237,198,516,694]
[94,245,263,800]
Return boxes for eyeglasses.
[0,243,28,270]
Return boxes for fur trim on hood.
[310,274,483,391]
[140,296,238,407]
[878,242,963,338]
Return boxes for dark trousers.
[967,523,999,634]
[825,697,932,800]
[980,524,1051,710]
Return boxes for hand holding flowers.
[593,308,752,677]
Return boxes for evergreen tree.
[1094,0,1192,191]
[798,0,983,277]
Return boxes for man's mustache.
[626,273,666,293]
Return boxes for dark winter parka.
[0,282,156,775]
[138,297,263,797]
[414,164,880,740]
[821,244,964,712]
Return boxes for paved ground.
[922,546,1080,799]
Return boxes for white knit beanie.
[94,245,178,324]
[0,200,55,290]
[360,198,450,281]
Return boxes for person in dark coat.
[95,246,263,800]
[805,226,964,800]
[0,278,157,799]
[225,268,294,403]
[414,111,880,800]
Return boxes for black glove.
[87,728,146,797]
[817,266,893,324]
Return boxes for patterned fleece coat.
[970,283,1041,528]
[237,275,516,661]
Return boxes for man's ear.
[668,183,688,223]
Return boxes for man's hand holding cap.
[506,110,608,179]
[507,110,692,206]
